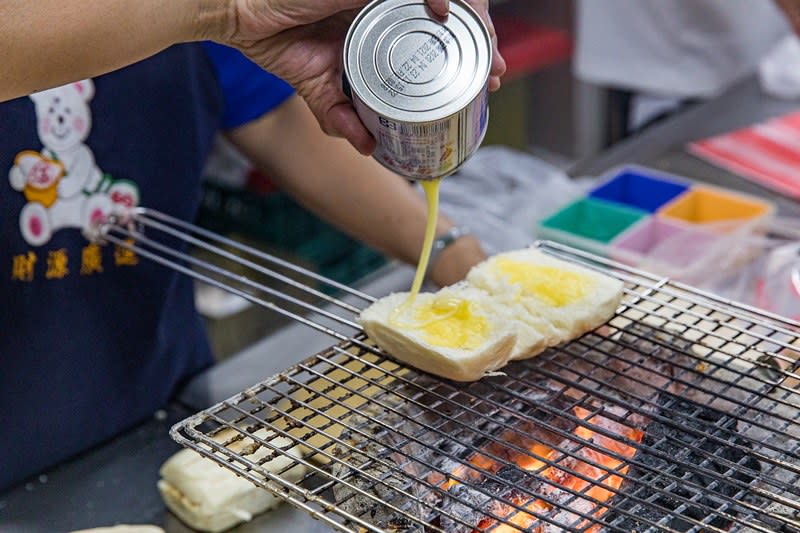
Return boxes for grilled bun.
[467,248,624,352]
[358,285,520,382]
[158,429,306,532]
[360,248,624,381]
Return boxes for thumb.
[326,103,377,155]
[426,0,450,17]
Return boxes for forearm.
[229,97,445,263]
[0,0,228,101]
[228,96,485,285]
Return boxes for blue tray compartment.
[589,171,689,213]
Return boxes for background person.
[0,0,506,490]
[574,0,791,145]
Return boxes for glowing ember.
[436,406,644,532]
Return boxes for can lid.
[344,0,491,122]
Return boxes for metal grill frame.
[99,213,800,533]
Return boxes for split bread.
[158,428,307,533]
[359,247,624,381]
[467,248,625,356]
[359,285,520,382]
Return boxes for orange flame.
[438,407,644,532]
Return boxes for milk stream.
[410,178,441,300]
[389,177,441,326]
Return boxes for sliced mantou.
[467,247,624,348]
[358,285,519,382]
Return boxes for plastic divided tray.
[538,166,776,284]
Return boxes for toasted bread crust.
[359,248,624,382]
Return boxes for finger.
[481,3,496,41]
[467,2,505,80]
[491,35,506,79]
[327,102,377,155]
[466,0,494,41]
[426,0,450,17]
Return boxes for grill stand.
[93,210,800,533]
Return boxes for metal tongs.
[91,207,377,340]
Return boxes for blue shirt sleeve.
[202,42,295,129]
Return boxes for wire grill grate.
[98,214,800,532]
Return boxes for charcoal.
[436,483,500,532]
[326,322,776,533]
[331,388,433,532]
[436,468,549,533]
[496,464,529,485]
[530,323,698,416]
[758,504,800,533]
[607,394,762,531]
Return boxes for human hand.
[222,0,505,155]
[457,0,507,91]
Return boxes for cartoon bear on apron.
[8,80,139,246]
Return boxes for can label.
[355,90,488,179]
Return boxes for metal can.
[343,0,492,180]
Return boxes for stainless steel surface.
[97,207,376,338]
[0,404,333,533]
[178,262,419,410]
[344,0,490,179]
[0,405,188,533]
[155,226,800,532]
[345,0,489,117]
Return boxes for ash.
[331,395,432,532]
[329,378,581,532]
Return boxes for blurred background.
[195,0,800,359]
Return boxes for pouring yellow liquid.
[389,177,442,327]
[409,178,441,300]
[387,177,486,343]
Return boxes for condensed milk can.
[344,0,492,180]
